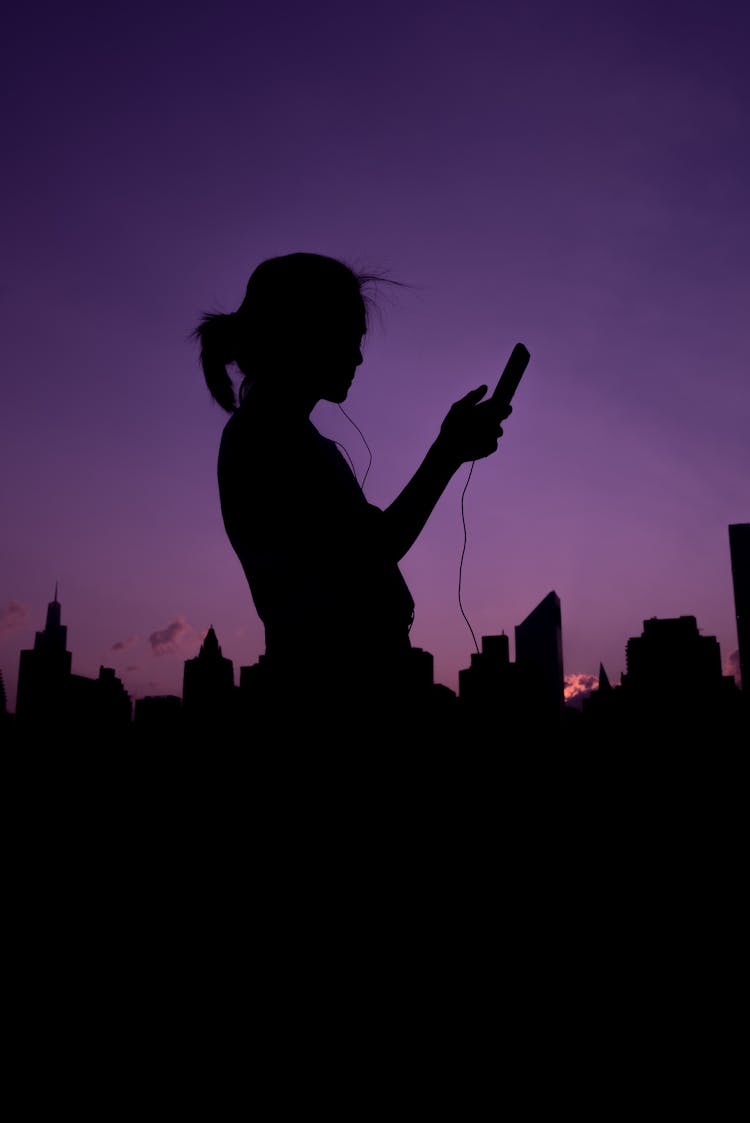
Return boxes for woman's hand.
[383,384,513,559]
[436,385,513,465]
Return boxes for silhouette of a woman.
[194,253,510,737]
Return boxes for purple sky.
[2,0,748,710]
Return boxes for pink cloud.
[725,649,741,688]
[0,601,30,635]
[564,672,599,707]
[149,615,192,656]
[112,635,137,652]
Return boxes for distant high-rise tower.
[15,585,73,729]
[459,633,511,707]
[618,613,741,737]
[514,591,565,729]
[623,616,723,696]
[15,588,132,742]
[729,523,749,691]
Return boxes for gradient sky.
[2,0,748,710]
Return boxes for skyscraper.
[514,590,565,732]
[15,585,72,730]
[15,589,133,742]
[182,626,236,731]
[617,613,742,740]
[623,616,723,696]
[729,523,749,692]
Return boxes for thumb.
[458,384,488,406]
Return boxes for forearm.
[382,438,462,561]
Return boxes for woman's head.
[194,252,389,413]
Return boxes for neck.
[243,380,319,421]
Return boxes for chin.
[324,382,352,404]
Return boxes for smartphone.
[491,343,530,407]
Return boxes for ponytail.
[192,312,238,414]
[194,253,410,415]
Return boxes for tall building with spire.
[15,588,132,742]
[15,585,73,730]
[182,626,236,732]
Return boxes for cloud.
[725,649,741,688]
[149,615,192,656]
[0,601,30,635]
[112,635,137,652]
[564,672,599,708]
[126,665,141,673]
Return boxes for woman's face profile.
[303,295,367,403]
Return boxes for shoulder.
[219,402,284,464]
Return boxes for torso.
[218,398,415,680]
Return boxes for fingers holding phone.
[491,343,530,410]
[438,344,529,464]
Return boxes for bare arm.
[381,385,512,562]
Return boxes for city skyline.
[2,526,744,718]
[4,569,745,751]
[2,2,748,707]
